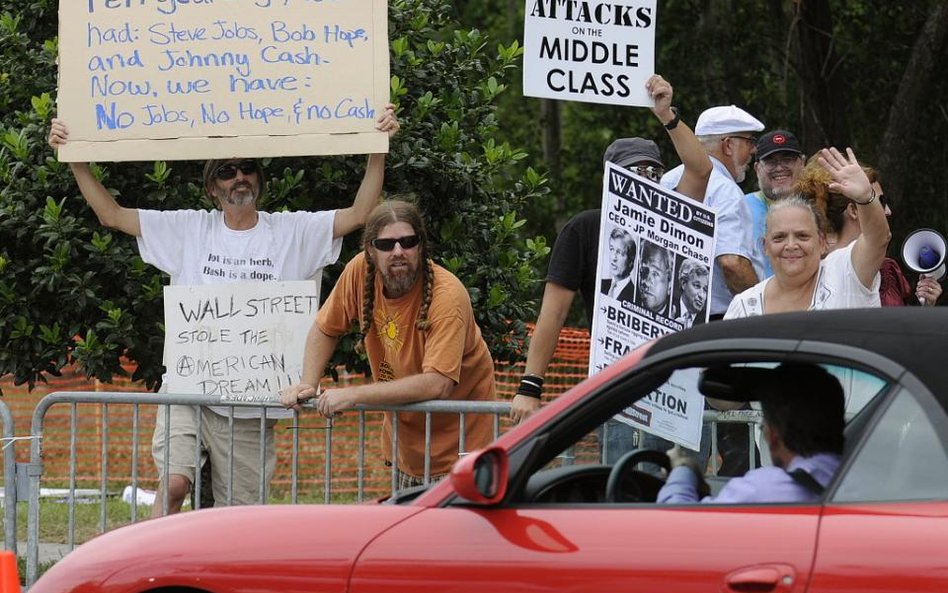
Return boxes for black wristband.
[663,107,680,130]
[516,374,544,399]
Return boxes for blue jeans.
[600,419,638,464]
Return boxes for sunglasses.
[215,160,258,180]
[630,165,664,182]
[372,235,421,252]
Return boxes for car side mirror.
[450,446,509,504]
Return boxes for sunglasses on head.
[372,235,421,252]
[215,160,258,180]
[630,165,664,182]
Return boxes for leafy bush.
[0,0,548,392]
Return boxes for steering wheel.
[605,448,672,503]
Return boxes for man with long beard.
[281,200,495,490]
[48,106,399,516]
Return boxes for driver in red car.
[657,363,844,503]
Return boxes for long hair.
[358,200,434,351]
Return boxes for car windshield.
[521,359,891,505]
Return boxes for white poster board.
[163,280,319,419]
[589,163,716,450]
[57,0,389,161]
[522,0,656,106]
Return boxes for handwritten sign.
[522,0,656,106]
[57,0,389,162]
[163,280,319,419]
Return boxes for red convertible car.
[32,308,948,592]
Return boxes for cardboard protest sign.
[523,0,656,106]
[589,162,716,449]
[57,0,389,161]
[163,280,319,419]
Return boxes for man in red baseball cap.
[746,130,805,278]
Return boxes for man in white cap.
[660,104,763,320]
[745,130,806,278]
[659,104,764,477]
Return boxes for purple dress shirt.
[657,453,842,504]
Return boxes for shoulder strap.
[787,468,825,496]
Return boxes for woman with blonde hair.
[725,147,890,318]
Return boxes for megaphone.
[901,229,947,304]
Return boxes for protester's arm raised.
[510,282,576,422]
[332,103,400,237]
[647,75,711,202]
[48,119,141,237]
[819,147,891,289]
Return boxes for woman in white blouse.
[725,147,890,319]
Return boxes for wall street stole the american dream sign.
[163,281,318,419]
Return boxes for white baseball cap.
[694,105,765,136]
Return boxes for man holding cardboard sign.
[48,105,399,516]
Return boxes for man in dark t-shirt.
[510,75,713,457]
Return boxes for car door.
[808,386,948,592]
[349,502,819,593]
[350,356,853,593]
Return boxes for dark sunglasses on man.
[372,235,421,252]
[215,160,258,181]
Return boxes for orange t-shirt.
[317,253,495,477]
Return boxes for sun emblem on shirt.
[375,310,405,353]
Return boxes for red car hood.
[32,503,425,593]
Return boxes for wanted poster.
[590,162,715,449]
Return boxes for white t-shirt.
[138,209,341,418]
[723,241,880,465]
[138,209,340,286]
[724,242,881,319]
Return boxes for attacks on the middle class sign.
[522,0,657,106]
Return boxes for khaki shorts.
[152,404,278,506]
[396,468,447,491]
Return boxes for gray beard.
[218,183,257,207]
[381,268,418,298]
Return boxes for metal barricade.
[23,391,510,587]
[705,408,763,473]
[1,399,15,555]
